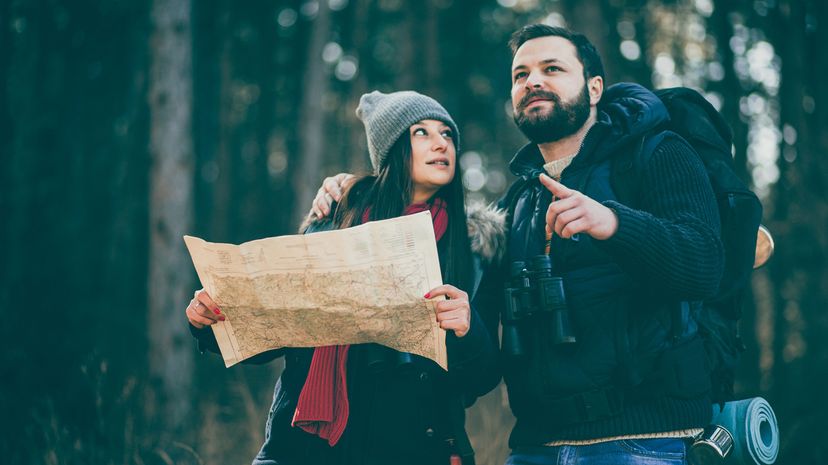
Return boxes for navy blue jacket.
[474,83,725,446]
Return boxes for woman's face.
[408,119,456,202]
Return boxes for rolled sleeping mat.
[691,397,779,465]
[716,397,779,464]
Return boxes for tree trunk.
[292,2,331,225]
[147,0,195,435]
[765,0,828,461]
[347,0,372,172]
[561,0,615,80]
[423,0,441,95]
[215,18,235,241]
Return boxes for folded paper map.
[183,211,447,369]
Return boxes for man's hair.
[509,24,605,80]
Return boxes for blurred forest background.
[2,0,827,464]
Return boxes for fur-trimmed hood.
[465,201,506,264]
[299,202,506,265]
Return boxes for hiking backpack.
[611,87,764,403]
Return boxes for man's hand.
[311,173,356,218]
[539,173,619,240]
[426,285,471,338]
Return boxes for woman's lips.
[426,159,451,169]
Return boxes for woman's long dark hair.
[333,130,473,292]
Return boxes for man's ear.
[588,76,604,106]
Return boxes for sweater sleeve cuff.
[599,199,654,254]
[188,322,220,354]
[446,306,492,368]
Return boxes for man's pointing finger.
[539,173,574,198]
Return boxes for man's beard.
[513,84,591,144]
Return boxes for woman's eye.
[413,127,427,136]
[441,130,453,138]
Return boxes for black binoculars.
[502,255,576,357]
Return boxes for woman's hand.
[186,289,225,329]
[426,285,471,338]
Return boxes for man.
[312,25,724,465]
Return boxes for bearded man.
[471,25,724,465]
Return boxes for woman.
[186,90,503,465]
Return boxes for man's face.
[510,35,594,144]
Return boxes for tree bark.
[423,0,441,95]
[561,0,614,81]
[147,0,195,434]
[764,0,828,460]
[292,2,331,225]
[347,0,372,172]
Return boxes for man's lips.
[525,98,551,107]
[519,91,559,111]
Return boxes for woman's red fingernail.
[424,293,431,298]
[219,316,226,321]
[213,309,221,315]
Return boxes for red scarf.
[291,198,449,446]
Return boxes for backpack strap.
[610,130,685,207]
[610,130,708,388]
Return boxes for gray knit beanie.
[355,90,460,173]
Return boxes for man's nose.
[526,71,543,88]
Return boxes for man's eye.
[514,72,527,81]
[546,66,561,72]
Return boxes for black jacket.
[190,205,505,465]
[474,83,725,446]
